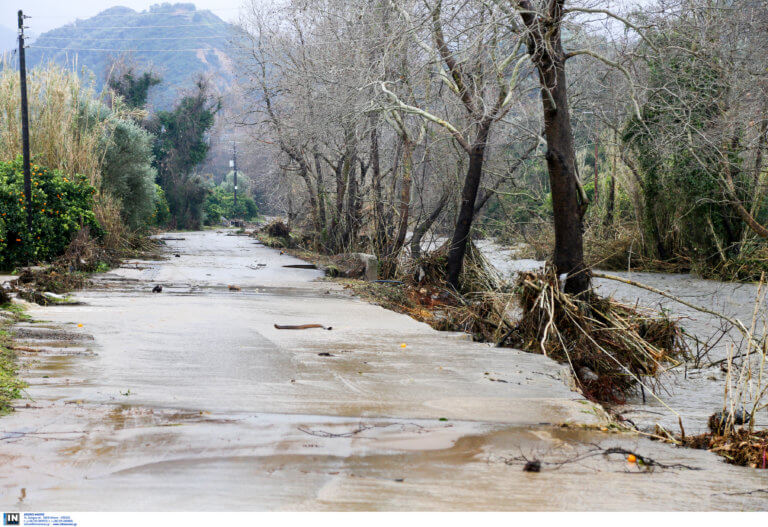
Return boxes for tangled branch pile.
[683,429,768,469]
[412,241,504,294]
[506,270,688,402]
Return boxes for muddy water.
[477,240,768,434]
[1,231,766,510]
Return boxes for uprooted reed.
[505,270,688,403]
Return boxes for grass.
[0,302,28,414]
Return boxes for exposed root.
[265,219,291,239]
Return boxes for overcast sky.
[2,1,247,36]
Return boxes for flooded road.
[1,231,766,510]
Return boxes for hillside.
[0,25,16,53]
[25,3,236,109]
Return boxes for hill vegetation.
[26,3,236,109]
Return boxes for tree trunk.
[313,152,327,233]
[536,38,589,294]
[603,131,617,231]
[392,139,414,259]
[411,193,447,260]
[370,123,388,265]
[446,124,490,288]
[297,164,320,234]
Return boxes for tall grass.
[0,60,107,186]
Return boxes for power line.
[38,35,230,41]
[48,23,227,29]
[29,46,222,52]
[30,8,241,19]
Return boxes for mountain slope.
[26,3,236,109]
[0,25,17,53]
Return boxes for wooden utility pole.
[232,141,238,208]
[594,134,599,202]
[18,10,32,234]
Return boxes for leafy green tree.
[0,158,101,269]
[203,186,258,225]
[623,27,744,263]
[108,67,161,109]
[152,184,172,226]
[149,78,221,229]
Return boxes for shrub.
[100,118,158,228]
[203,185,258,225]
[152,184,172,226]
[0,157,101,270]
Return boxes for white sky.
[3,1,248,36]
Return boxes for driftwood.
[274,324,332,330]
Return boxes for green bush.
[100,118,158,229]
[203,185,258,226]
[0,157,101,270]
[152,184,172,226]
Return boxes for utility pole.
[594,133,599,203]
[18,10,32,234]
[232,141,238,209]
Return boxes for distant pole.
[593,133,599,202]
[232,141,238,209]
[18,10,32,234]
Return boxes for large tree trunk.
[370,123,388,267]
[446,124,491,288]
[529,15,589,294]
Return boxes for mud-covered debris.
[708,409,751,435]
[523,460,541,472]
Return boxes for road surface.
[1,231,766,510]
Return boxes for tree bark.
[313,152,327,233]
[520,0,590,295]
[411,193,448,260]
[446,123,491,288]
[723,166,768,239]
[392,138,414,260]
